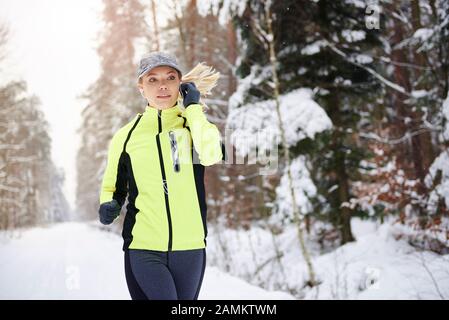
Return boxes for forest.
[1,0,449,299]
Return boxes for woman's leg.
[124,249,148,300]
[168,248,206,300]
[126,249,178,300]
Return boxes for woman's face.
[138,66,181,110]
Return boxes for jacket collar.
[144,102,182,118]
[142,102,184,132]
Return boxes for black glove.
[99,199,121,225]
[179,82,200,108]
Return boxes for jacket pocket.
[168,131,180,173]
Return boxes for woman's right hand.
[99,199,121,225]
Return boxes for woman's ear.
[138,86,145,98]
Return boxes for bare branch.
[327,43,411,97]
[359,127,438,145]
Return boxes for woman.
[98,51,224,300]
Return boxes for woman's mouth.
[157,94,171,99]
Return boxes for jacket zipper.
[155,110,173,251]
[169,131,180,173]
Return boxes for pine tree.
[227,0,383,246]
[0,81,67,228]
[0,20,68,228]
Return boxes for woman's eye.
[168,76,175,80]
[148,78,156,82]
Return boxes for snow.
[411,90,429,98]
[228,64,272,111]
[341,30,366,42]
[202,267,293,300]
[0,222,294,300]
[344,0,366,9]
[278,44,299,58]
[227,88,332,158]
[425,151,449,213]
[351,54,373,64]
[442,93,449,140]
[425,94,449,214]
[0,215,448,300]
[273,156,317,220]
[197,0,248,26]
[307,219,449,299]
[413,28,434,42]
[301,40,328,55]
[207,218,449,300]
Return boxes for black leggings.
[124,248,206,300]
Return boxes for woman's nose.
[159,82,168,90]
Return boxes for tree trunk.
[186,0,197,68]
[226,20,237,96]
[150,0,160,51]
[411,1,435,177]
[389,12,412,169]
[331,93,355,244]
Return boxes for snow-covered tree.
[221,1,383,247]
[426,93,449,215]
[0,81,68,228]
[76,0,148,220]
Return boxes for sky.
[0,0,103,210]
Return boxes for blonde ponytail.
[178,62,220,110]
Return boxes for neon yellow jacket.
[99,102,224,251]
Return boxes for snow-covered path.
[0,222,294,300]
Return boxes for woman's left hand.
[179,82,200,108]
